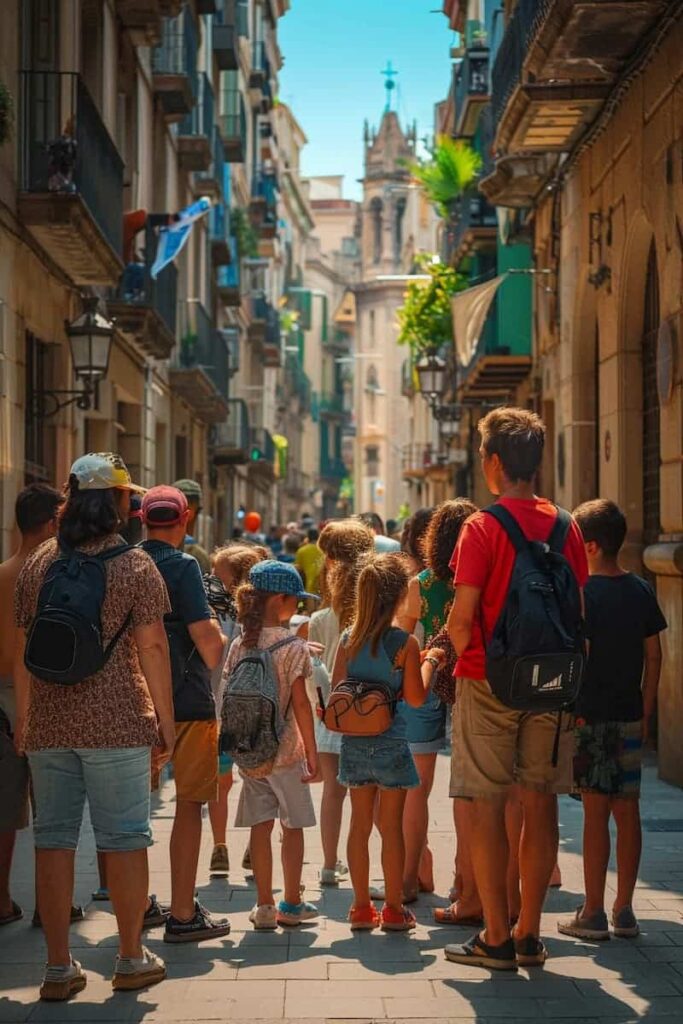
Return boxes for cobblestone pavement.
[2,754,683,1023]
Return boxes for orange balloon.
[244,511,262,533]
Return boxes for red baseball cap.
[142,485,188,526]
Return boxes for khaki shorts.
[235,762,316,830]
[172,720,218,803]
[450,678,575,799]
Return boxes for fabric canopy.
[451,274,507,368]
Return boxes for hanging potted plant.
[397,254,467,360]
[408,135,481,221]
[0,81,14,147]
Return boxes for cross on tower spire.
[381,60,398,113]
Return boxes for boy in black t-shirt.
[559,499,666,943]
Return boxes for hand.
[307,641,325,657]
[13,716,26,756]
[156,718,176,766]
[428,648,446,667]
[301,753,320,784]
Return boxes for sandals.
[348,904,380,931]
[514,933,548,966]
[433,905,484,927]
[445,932,517,971]
[0,900,23,926]
[380,905,416,932]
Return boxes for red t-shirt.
[449,497,589,681]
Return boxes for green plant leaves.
[408,136,481,219]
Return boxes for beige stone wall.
[534,22,683,783]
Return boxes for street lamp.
[35,296,115,417]
[416,352,446,409]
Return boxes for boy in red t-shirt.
[444,408,588,972]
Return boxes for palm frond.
[409,136,482,218]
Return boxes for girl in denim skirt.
[331,553,443,932]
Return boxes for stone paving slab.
[1,758,683,1022]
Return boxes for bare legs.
[249,819,304,907]
[104,849,148,959]
[402,753,436,899]
[169,800,202,921]
[612,798,641,913]
[35,849,74,966]
[515,790,558,940]
[581,794,641,916]
[347,787,375,909]
[319,753,347,872]
[208,772,233,847]
[348,786,407,912]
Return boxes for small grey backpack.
[220,636,297,776]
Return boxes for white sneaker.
[335,860,349,877]
[320,867,341,886]
[249,904,278,930]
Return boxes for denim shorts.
[28,747,152,851]
[338,736,419,790]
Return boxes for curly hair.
[58,477,121,547]
[233,582,270,649]
[402,507,435,565]
[318,520,375,629]
[422,498,478,581]
[346,553,411,660]
[212,544,265,593]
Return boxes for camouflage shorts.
[573,720,642,796]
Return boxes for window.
[370,197,383,264]
[394,195,407,264]
[24,331,53,483]
[369,309,376,349]
[365,445,379,477]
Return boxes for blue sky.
[278,1,456,200]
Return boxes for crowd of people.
[0,407,667,1000]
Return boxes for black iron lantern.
[416,352,446,408]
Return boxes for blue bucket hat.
[249,560,319,602]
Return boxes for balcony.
[196,0,217,12]
[448,190,497,265]
[213,0,238,70]
[284,357,312,412]
[152,6,197,122]
[18,71,123,286]
[250,171,278,239]
[108,226,177,360]
[219,74,247,162]
[212,398,250,465]
[284,466,308,500]
[249,40,267,94]
[170,301,230,422]
[177,72,213,171]
[236,0,249,36]
[320,453,347,482]
[319,392,345,420]
[217,234,240,305]
[453,45,490,137]
[487,0,664,200]
[196,127,225,199]
[401,358,415,399]
[218,325,240,377]
[458,330,532,405]
[209,203,231,266]
[248,427,276,479]
[246,296,281,366]
[115,0,163,45]
[402,444,443,481]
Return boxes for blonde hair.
[234,582,270,649]
[346,553,411,660]
[212,544,264,592]
[318,519,374,629]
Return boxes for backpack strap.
[267,636,299,655]
[57,541,131,562]
[142,543,184,567]
[547,507,571,554]
[482,504,528,553]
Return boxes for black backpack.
[483,504,584,717]
[24,542,132,685]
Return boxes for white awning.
[451,274,507,368]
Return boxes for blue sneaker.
[276,900,318,927]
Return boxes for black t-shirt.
[577,573,667,723]
[140,540,215,722]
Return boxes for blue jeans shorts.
[28,747,153,852]
[338,736,419,790]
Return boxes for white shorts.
[235,761,316,829]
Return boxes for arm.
[134,620,176,756]
[331,640,348,689]
[395,576,421,633]
[448,584,481,657]
[12,632,30,754]
[188,617,227,670]
[642,633,662,742]
[399,634,426,707]
[290,675,318,782]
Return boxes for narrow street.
[3,755,683,1023]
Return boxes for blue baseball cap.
[249,560,319,601]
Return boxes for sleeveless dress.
[337,627,420,790]
[309,607,343,756]
[398,569,453,753]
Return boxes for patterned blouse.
[417,568,454,644]
[15,535,169,751]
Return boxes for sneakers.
[40,959,87,1002]
[445,933,518,971]
[164,900,231,943]
[612,906,640,938]
[276,900,318,926]
[380,905,416,932]
[319,861,348,886]
[33,905,84,929]
[210,843,230,876]
[558,906,610,941]
[112,946,166,991]
[249,904,278,930]
[142,895,169,929]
